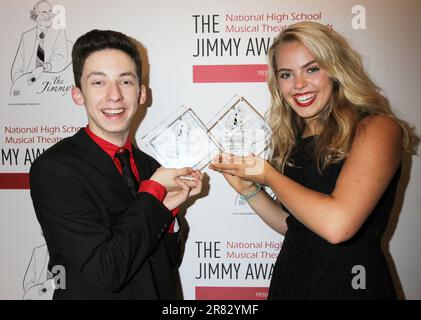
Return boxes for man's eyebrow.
[86,71,106,79]
[120,72,137,78]
[86,71,137,79]
[277,60,317,73]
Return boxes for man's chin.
[39,21,52,28]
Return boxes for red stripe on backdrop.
[193,64,268,83]
[195,286,268,300]
[0,173,30,189]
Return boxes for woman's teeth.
[295,93,315,102]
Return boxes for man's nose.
[106,82,123,101]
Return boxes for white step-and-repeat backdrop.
[0,0,420,299]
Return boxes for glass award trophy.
[141,106,223,170]
[207,95,272,159]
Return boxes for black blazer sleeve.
[135,150,182,268]
[30,157,175,293]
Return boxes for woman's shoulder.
[358,114,400,129]
[356,114,402,142]
[349,114,403,159]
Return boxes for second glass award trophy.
[207,95,272,159]
[141,106,223,170]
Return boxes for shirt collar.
[37,27,48,37]
[84,126,133,160]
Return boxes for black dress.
[268,136,399,299]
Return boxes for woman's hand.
[220,170,256,196]
[209,153,274,186]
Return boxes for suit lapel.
[73,129,133,197]
[27,27,39,72]
[133,147,153,182]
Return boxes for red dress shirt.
[84,127,179,225]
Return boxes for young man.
[29,29,203,299]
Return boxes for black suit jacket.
[30,129,180,299]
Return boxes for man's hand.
[150,167,193,191]
[39,278,55,294]
[185,170,204,197]
[27,66,44,85]
[163,170,204,211]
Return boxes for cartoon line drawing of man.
[10,0,71,86]
[22,243,54,300]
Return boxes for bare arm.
[267,115,402,243]
[211,115,402,244]
[246,188,289,235]
[218,172,289,235]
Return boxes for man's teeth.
[295,93,315,102]
[103,109,124,115]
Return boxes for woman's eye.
[307,66,320,73]
[279,73,291,79]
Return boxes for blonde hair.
[267,21,417,172]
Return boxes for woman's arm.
[246,187,289,235]
[219,172,289,235]
[211,115,402,244]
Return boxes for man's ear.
[138,85,147,105]
[71,86,85,105]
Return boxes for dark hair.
[71,29,142,89]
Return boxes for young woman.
[210,21,417,299]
